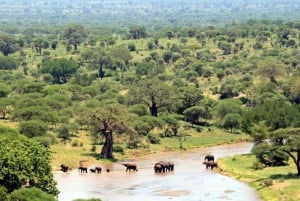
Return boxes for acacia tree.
[266,128,300,175]
[63,24,88,51]
[129,78,178,117]
[89,104,136,159]
[257,57,285,84]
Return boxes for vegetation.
[218,155,300,201]
[0,127,58,199]
[0,1,300,200]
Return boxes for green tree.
[222,113,242,133]
[270,128,300,176]
[129,78,178,117]
[57,124,72,144]
[33,38,49,56]
[19,120,48,138]
[177,86,204,113]
[63,24,88,51]
[0,33,20,56]
[0,82,11,98]
[89,104,136,159]
[0,130,58,195]
[214,99,243,120]
[249,121,270,143]
[256,57,285,84]
[129,25,146,39]
[41,58,78,83]
[183,106,205,124]
[0,56,19,70]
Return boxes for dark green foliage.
[113,145,124,154]
[41,58,78,83]
[222,113,242,133]
[0,132,58,195]
[19,120,48,138]
[0,56,19,70]
[8,187,56,201]
[252,142,289,167]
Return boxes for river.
[54,142,262,201]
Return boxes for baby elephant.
[89,166,102,174]
[122,163,138,172]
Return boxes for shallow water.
[54,143,262,201]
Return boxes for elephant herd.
[60,154,217,174]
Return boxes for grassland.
[218,155,300,201]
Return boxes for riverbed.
[54,143,262,201]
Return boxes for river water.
[54,143,262,201]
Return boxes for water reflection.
[55,143,262,201]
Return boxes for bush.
[147,134,160,144]
[19,120,48,138]
[113,145,124,154]
[252,161,264,170]
[261,179,273,187]
[91,145,96,152]
[8,187,56,201]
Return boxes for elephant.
[90,166,102,173]
[78,166,88,173]
[203,161,218,170]
[154,161,174,173]
[95,166,102,173]
[204,154,215,162]
[122,163,138,172]
[60,164,69,173]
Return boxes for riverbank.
[55,143,262,201]
[217,154,300,201]
[50,128,252,171]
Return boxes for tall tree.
[129,79,178,117]
[129,25,146,39]
[63,24,88,51]
[89,104,136,159]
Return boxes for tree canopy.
[0,128,58,195]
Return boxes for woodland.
[0,0,300,200]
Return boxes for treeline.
[1,0,300,32]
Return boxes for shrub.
[252,161,264,170]
[8,187,56,201]
[113,145,124,154]
[261,179,273,187]
[91,145,96,152]
[147,134,160,144]
[19,120,48,138]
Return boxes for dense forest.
[1,0,300,32]
[1,1,300,200]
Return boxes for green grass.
[218,155,300,201]
[50,126,251,171]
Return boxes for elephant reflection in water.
[154,161,174,173]
[203,161,218,170]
